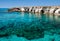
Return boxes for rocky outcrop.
[8,8,20,12]
[55,9,60,15]
[8,6,60,15]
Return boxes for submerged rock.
[17,27,44,40]
[0,26,44,40]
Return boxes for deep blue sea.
[0,8,60,41]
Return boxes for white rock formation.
[29,7,32,12]
[55,9,60,15]
[31,8,35,12]
[38,8,43,13]
[44,8,50,14]
[35,8,39,13]
[49,8,56,14]
[8,6,60,15]
[20,8,25,12]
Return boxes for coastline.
[8,6,60,15]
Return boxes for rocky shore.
[8,6,60,15]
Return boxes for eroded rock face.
[8,6,60,15]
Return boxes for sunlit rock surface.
[8,6,60,15]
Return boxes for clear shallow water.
[0,12,60,28]
[0,11,60,41]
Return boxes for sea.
[0,8,60,41]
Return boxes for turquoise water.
[0,9,60,41]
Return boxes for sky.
[0,0,60,8]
